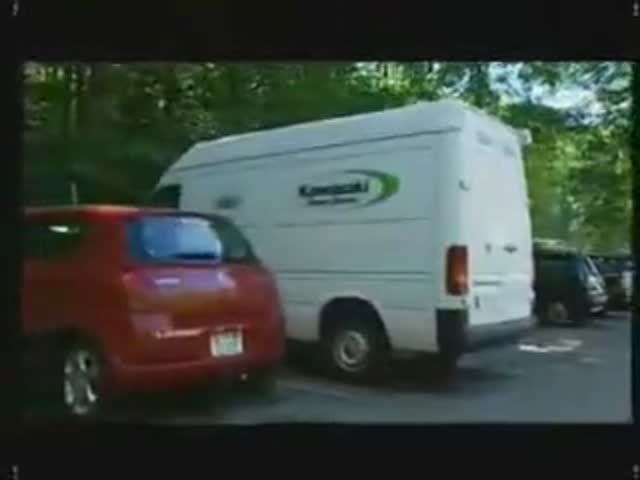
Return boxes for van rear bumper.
[436,309,535,357]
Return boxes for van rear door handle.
[504,244,518,253]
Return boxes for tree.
[22,61,632,251]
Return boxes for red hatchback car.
[22,205,285,417]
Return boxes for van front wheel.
[322,317,389,383]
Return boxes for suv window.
[24,221,86,260]
[584,256,601,277]
[148,185,181,208]
[536,257,570,279]
[127,215,257,264]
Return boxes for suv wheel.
[544,301,570,325]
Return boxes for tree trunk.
[468,64,491,108]
[75,65,90,130]
[162,65,179,119]
[224,64,242,132]
[81,63,110,132]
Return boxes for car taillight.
[446,245,468,295]
[121,269,155,311]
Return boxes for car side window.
[24,221,87,260]
[537,258,561,277]
[536,256,575,284]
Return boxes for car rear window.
[127,215,257,264]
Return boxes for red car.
[22,205,285,417]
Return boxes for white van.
[152,99,535,381]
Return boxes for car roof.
[24,204,214,222]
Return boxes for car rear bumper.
[106,347,283,394]
[436,309,534,357]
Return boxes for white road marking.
[518,338,583,354]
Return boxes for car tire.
[542,301,570,325]
[321,312,390,383]
[54,339,107,419]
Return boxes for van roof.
[165,99,518,174]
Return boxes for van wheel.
[322,315,389,383]
[58,340,106,419]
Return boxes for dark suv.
[533,247,608,326]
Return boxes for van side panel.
[178,134,443,352]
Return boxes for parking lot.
[77,310,629,425]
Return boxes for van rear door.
[467,132,533,326]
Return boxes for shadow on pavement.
[375,359,519,395]
[24,377,284,423]
[281,351,518,397]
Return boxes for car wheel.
[59,341,106,419]
[543,301,570,325]
[322,315,389,383]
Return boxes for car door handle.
[504,244,518,253]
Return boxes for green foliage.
[23,62,632,251]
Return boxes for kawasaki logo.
[298,169,399,208]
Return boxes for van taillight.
[446,245,468,295]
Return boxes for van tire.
[320,309,390,383]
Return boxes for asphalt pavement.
[110,310,631,425]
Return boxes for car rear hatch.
[121,213,282,364]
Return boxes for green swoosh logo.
[343,169,400,206]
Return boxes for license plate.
[210,331,243,357]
